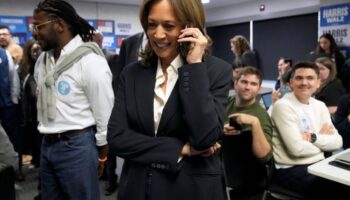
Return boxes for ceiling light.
[202,0,210,4]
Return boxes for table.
[308,149,350,186]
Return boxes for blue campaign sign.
[12,33,27,46]
[320,3,350,27]
[0,16,27,33]
[102,33,116,50]
[97,20,114,34]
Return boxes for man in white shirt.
[271,61,348,198]
[31,0,114,199]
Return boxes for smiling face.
[31,11,59,52]
[147,0,183,67]
[234,74,261,105]
[289,68,320,104]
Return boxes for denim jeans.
[41,128,100,200]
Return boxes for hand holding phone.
[178,25,207,63]
[229,116,242,130]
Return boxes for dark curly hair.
[34,0,95,42]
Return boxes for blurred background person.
[19,39,42,168]
[334,94,350,150]
[230,35,257,68]
[314,57,345,115]
[309,33,346,90]
[0,25,23,65]
[275,57,292,90]
[92,30,119,78]
[0,46,22,180]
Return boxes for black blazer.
[107,56,231,200]
[103,49,119,78]
[117,32,144,69]
[114,32,144,93]
[240,50,257,68]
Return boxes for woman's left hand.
[178,27,208,64]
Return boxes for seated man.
[271,61,348,198]
[222,66,272,199]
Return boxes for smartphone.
[179,25,191,58]
[179,40,190,58]
[229,116,242,130]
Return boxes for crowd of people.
[1,0,350,200]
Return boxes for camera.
[229,116,242,130]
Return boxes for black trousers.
[276,164,350,199]
[0,165,15,200]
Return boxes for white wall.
[205,0,321,27]
[1,0,349,35]
[321,0,350,6]
[0,0,143,35]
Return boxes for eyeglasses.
[29,20,56,32]
[0,33,10,37]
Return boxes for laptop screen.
[261,92,272,110]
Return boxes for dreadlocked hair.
[34,0,95,42]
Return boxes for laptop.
[336,151,350,164]
[329,151,350,170]
[260,92,273,110]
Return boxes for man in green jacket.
[222,66,272,199]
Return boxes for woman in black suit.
[107,0,231,200]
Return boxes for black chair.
[0,165,16,200]
[222,133,270,200]
[262,159,304,200]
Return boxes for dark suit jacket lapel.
[130,33,144,62]
[157,81,180,135]
[135,65,156,135]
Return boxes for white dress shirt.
[36,35,114,146]
[153,55,183,134]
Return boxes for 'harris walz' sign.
[320,3,350,57]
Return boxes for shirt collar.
[61,35,84,56]
[155,54,183,79]
[47,35,83,59]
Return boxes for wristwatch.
[310,133,317,143]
